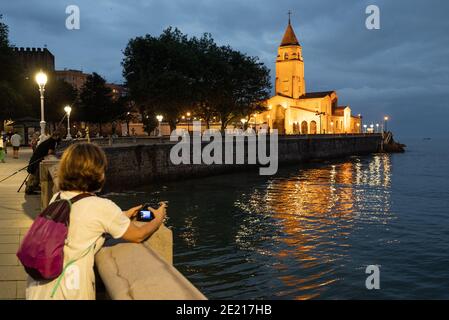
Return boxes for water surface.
[107,138,449,299]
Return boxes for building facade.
[55,69,89,91]
[253,19,362,134]
[13,47,55,76]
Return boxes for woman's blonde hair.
[58,143,107,192]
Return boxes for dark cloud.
[2,0,448,137]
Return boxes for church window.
[310,121,317,134]
[284,52,289,59]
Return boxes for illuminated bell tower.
[275,14,306,99]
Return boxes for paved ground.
[0,147,40,299]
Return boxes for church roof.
[299,91,335,99]
[280,22,300,47]
[333,107,346,116]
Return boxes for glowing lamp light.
[156,115,163,122]
[64,105,72,115]
[35,71,48,87]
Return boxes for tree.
[78,73,114,134]
[212,47,271,131]
[122,27,271,132]
[0,14,28,130]
[123,27,198,130]
[190,33,222,128]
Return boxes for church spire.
[280,11,299,47]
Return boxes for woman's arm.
[121,203,167,243]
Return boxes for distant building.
[55,69,89,91]
[105,83,127,100]
[13,47,55,76]
[253,18,362,134]
[55,69,126,98]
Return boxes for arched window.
[284,52,289,60]
[310,121,317,134]
[293,122,300,134]
[301,121,308,134]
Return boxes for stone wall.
[103,134,382,190]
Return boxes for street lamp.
[315,111,325,134]
[35,71,48,142]
[363,124,367,133]
[241,118,248,130]
[376,123,379,133]
[64,105,72,140]
[156,114,163,137]
[384,116,389,132]
[357,123,360,133]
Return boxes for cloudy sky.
[2,0,448,137]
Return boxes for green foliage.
[79,73,113,123]
[123,27,271,131]
[0,15,29,126]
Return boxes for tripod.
[17,173,30,193]
[0,157,43,184]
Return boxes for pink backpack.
[17,193,92,281]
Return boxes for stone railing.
[39,159,206,300]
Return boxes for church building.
[253,18,362,134]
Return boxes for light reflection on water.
[231,154,392,299]
[106,139,449,299]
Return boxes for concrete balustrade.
[39,158,206,300]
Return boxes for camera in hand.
[136,204,155,222]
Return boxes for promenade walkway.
[0,148,40,299]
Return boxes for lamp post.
[376,123,379,133]
[156,115,163,137]
[35,71,48,142]
[357,123,360,133]
[363,124,367,133]
[186,112,192,132]
[315,111,325,134]
[64,106,72,140]
[384,116,389,133]
[241,118,248,131]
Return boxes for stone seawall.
[102,134,382,191]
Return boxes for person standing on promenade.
[1,131,7,154]
[25,142,168,299]
[0,137,5,163]
[10,131,22,159]
[25,131,61,195]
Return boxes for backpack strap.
[50,234,104,298]
[54,192,93,205]
[69,193,94,204]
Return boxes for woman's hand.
[121,202,168,243]
[147,202,168,222]
[123,205,143,219]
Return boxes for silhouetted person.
[25,131,61,195]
